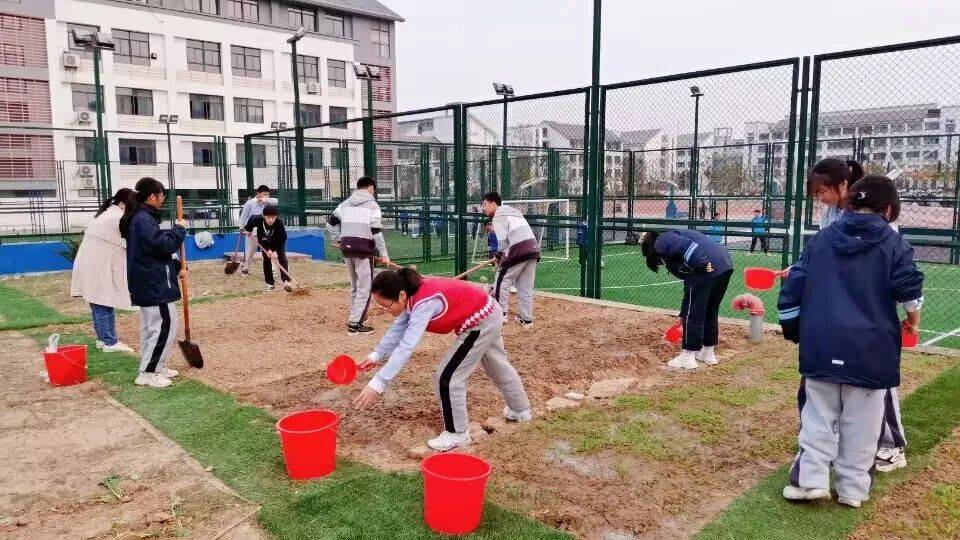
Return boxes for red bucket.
[42,345,87,387]
[744,267,778,291]
[326,355,357,386]
[902,321,919,348]
[421,453,492,535]
[276,409,340,480]
[664,321,683,344]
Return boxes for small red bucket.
[276,409,340,480]
[902,321,919,348]
[42,345,87,387]
[664,321,683,344]
[326,355,357,386]
[744,267,779,291]
[421,453,492,535]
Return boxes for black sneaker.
[348,322,375,334]
[516,316,534,329]
[241,269,250,276]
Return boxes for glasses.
[375,298,396,311]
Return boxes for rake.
[253,237,310,295]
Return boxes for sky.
[386,0,960,111]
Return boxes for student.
[641,229,734,369]
[483,191,539,328]
[576,218,588,267]
[808,158,864,229]
[810,159,907,473]
[706,212,725,245]
[327,176,390,334]
[244,205,291,292]
[485,220,498,260]
[353,268,532,451]
[778,175,923,508]
[750,209,770,254]
[119,177,188,389]
[238,185,279,275]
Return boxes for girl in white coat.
[70,189,136,353]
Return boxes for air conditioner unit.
[305,82,321,95]
[79,165,95,179]
[82,176,97,189]
[62,52,81,69]
[77,111,92,125]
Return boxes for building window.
[295,54,319,82]
[925,121,940,131]
[827,128,841,137]
[872,152,886,161]
[231,45,261,77]
[875,124,889,133]
[289,5,316,31]
[329,106,348,128]
[0,102,28,122]
[925,150,940,160]
[193,141,215,166]
[1,43,25,66]
[327,59,346,88]
[113,29,150,66]
[227,0,260,22]
[371,21,390,58]
[71,84,102,112]
[417,120,433,134]
[947,121,956,133]
[905,151,921,159]
[75,137,96,162]
[304,147,323,169]
[325,11,352,37]
[184,0,219,14]
[67,23,99,59]
[924,136,940,145]
[189,93,224,120]
[119,139,156,165]
[116,87,153,116]
[236,143,267,167]
[891,152,903,160]
[186,39,221,73]
[234,97,263,123]
[299,104,322,125]
[331,148,347,168]
[907,121,922,132]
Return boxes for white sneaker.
[875,447,907,472]
[837,497,863,508]
[427,431,472,452]
[696,346,719,366]
[667,351,699,370]
[266,284,276,291]
[102,341,136,354]
[96,340,104,350]
[509,286,518,294]
[135,372,172,388]
[782,485,831,501]
[160,368,179,379]
[503,406,532,422]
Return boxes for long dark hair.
[119,177,166,239]
[807,158,864,196]
[95,188,134,217]
[848,175,901,222]
[371,267,423,301]
[640,231,662,272]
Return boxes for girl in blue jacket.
[641,229,734,369]
[778,175,923,508]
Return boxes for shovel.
[374,257,416,272]
[224,232,243,274]
[176,196,204,368]
[253,237,309,295]
[453,258,497,280]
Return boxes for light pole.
[690,85,704,225]
[270,121,288,198]
[287,26,307,225]
[493,82,514,195]
[72,29,115,198]
[158,114,179,213]
[354,63,383,179]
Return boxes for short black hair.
[754,209,761,213]
[257,184,270,193]
[849,175,901,222]
[483,191,502,206]
[371,267,423,300]
[640,231,662,273]
[263,205,279,216]
[357,176,376,189]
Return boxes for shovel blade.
[179,339,204,368]
[224,261,240,275]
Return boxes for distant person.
[483,192,539,329]
[576,218,588,267]
[399,210,410,235]
[70,188,136,354]
[238,185,278,275]
[327,176,390,334]
[706,212,724,244]
[245,205,291,292]
[485,220,498,260]
[119,177,187,389]
[750,209,770,254]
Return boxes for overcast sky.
[386,0,960,110]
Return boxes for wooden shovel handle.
[453,258,496,280]
[176,196,192,340]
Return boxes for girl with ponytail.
[353,267,531,452]
[807,158,865,228]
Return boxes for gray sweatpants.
[138,302,179,374]
[790,378,885,502]
[434,309,531,433]
[493,259,537,322]
[346,256,374,324]
[240,233,257,272]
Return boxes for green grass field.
[363,231,960,350]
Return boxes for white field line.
[921,325,960,347]
[540,280,682,292]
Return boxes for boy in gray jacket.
[482,192,540,328]
[238,185,278,274]
[327,177,391,333]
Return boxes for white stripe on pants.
[138,302,179,374]
[494,259,537,322]
[346,256,373,324]
[880,387,906,448]
[434,309,530,433]
[790,378,885,502]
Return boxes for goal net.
[470,198,572,264]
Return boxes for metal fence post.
[419,143,431,262]
[440,144,450,256]
[454,105,468,274]
[363,117,376,179]
[781,58,801,269]
[585,0,603,299]
[295,126,307,225]
[627,151,635,230]
[243,135,254,197]
[793,56,814,262]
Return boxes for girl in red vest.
[353,267,532,452]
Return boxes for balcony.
[233,76,275,91]
[176,70,224,86]
[178,118,225,134]
[115,63,166,81]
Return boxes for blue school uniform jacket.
[126,206,186,307]
[653,229,733,283]
[777,212,924,389]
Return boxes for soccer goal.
[470,198,573,263]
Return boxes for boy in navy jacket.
[778,175,923,507]
[120,177,188,389]
[641,229,734,369]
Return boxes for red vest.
[408,277,494,335]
